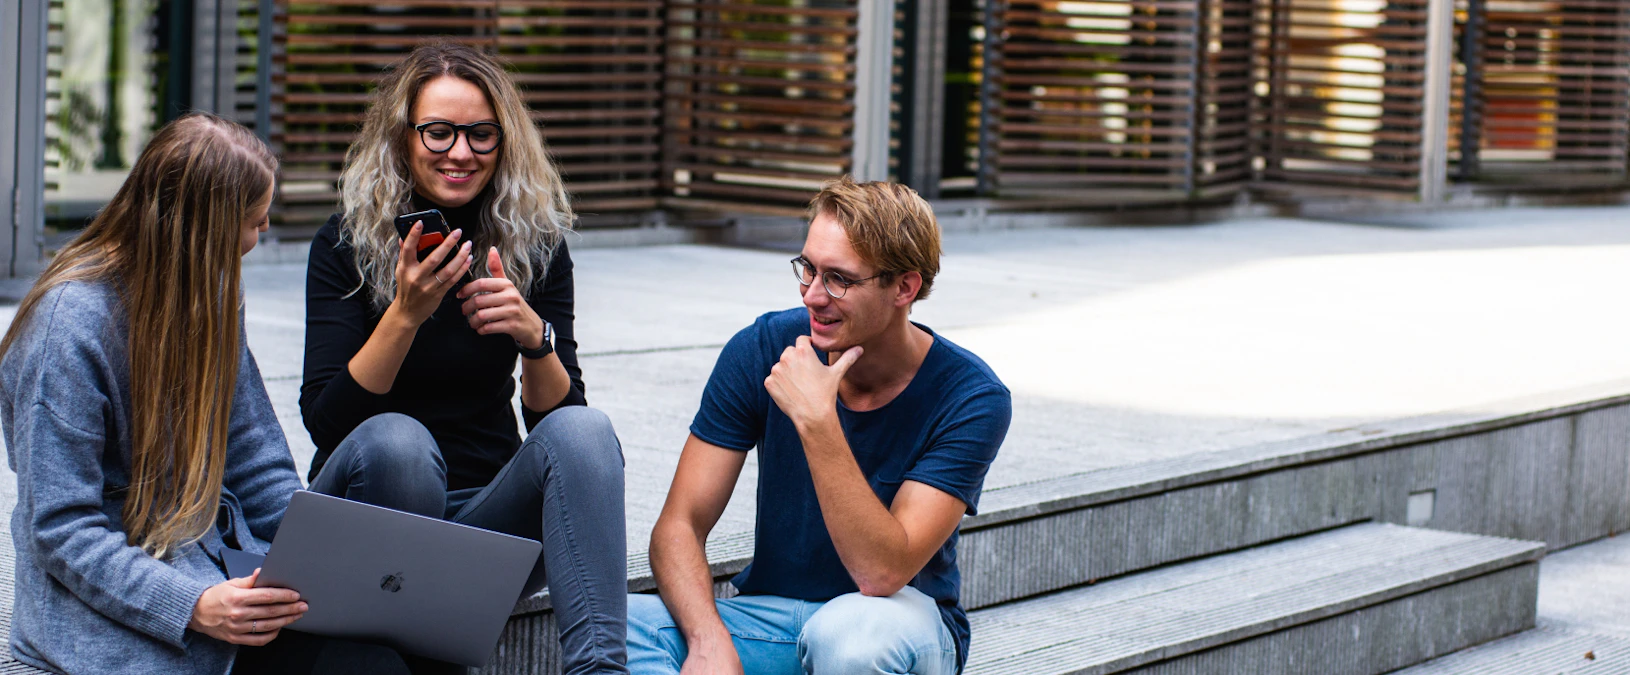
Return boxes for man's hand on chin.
[764,335,862,430]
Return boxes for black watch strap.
[516,322,555,360]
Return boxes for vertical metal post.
[0,1,19,274]
[256,0,274,141]
[1185,0,1205,195]
[164,0,194,120]
[851,0,897,182]
[193,0,238,115]
[3,0,49,277]
[1456,0,1483,181]
[975,0,1001,196]
[1261,0,1290,182]
[899,0,947,197]
[1419,0,1455,202]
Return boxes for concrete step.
[486,386,1629,673]
[1389,623,1630,674]
[963,523,1543,675]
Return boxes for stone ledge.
[969,378,1630,530]
[507,379,1630,619]
[962,523,1543,674]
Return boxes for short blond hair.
[807,176,942,303]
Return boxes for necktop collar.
[410,189,489,232]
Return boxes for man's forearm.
[650,518,733,646]
[796,415,915,595]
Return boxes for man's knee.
[525,406,624,480]
[626,594,683,672]
[628,593,676,633]
[800,589,950,675]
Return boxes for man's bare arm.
[797,419,967,596]
[763,337,968,597]
[649,434,749,674]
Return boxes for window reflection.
[45,0,164,227]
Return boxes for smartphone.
[393,209,451,262]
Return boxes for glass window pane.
[45,0,164,229]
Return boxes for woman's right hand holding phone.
[347,222,475,395]
[392,221,474,326]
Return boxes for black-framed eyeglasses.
[415,121,504,155]
[791,256,890,299]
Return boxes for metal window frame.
[2,0,48,278]
[852,0,897,183]
[1420,0,1455,202]
[193,0,239,115]
[896,0,948,198]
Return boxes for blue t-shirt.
[690,308,1012,671]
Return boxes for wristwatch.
[516,321,555,360]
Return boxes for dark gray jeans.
[310,408,629,675]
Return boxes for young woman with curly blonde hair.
[299,41,627,674]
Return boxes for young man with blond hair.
[627,178,1012,675]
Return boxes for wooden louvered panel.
[496,0,665,214]
[1455,0,1629,183]
[1255,0,1431,193]
[1194,0,1254,195]
[275,2,488,230]
[990,0,1203,201]
[663,0,859,212]
[273,0,662,232]
[236,0,265,135]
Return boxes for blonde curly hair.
[338,41,572,310]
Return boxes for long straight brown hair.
[0,113,277,558]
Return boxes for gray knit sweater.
[1,281,302,674]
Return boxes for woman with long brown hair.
[300,41,627,674]
[0,114,408,674]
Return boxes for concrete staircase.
[0,383,1622,673]
[1391,624,1630,675]
[963,524,1541,674]
[476,384,1628,673]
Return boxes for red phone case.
[418,232,445,253]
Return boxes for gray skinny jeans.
[310,408,629,675]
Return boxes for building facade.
[3,0,1627,275]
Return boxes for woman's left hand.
[458,247,546,349]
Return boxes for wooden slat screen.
[662,0,859,212]
[988,0,1204,202]
[1454,0,1629,183]
[42,0,64,198]
[277,2,489,230]
[1195,0,1254,195]
[1254,0,1430,193]
[235,0,265,134]
[496,0,665,214]
[274,0,664,233]
[97,0,1630,229]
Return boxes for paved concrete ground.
[1387,532,1630,674]
[6,205,1630,554]
[1539,532,1630,638]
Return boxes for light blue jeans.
[626,587,958,675]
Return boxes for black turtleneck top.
[299,194,585,490]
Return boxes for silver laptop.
[234,490,542,667]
